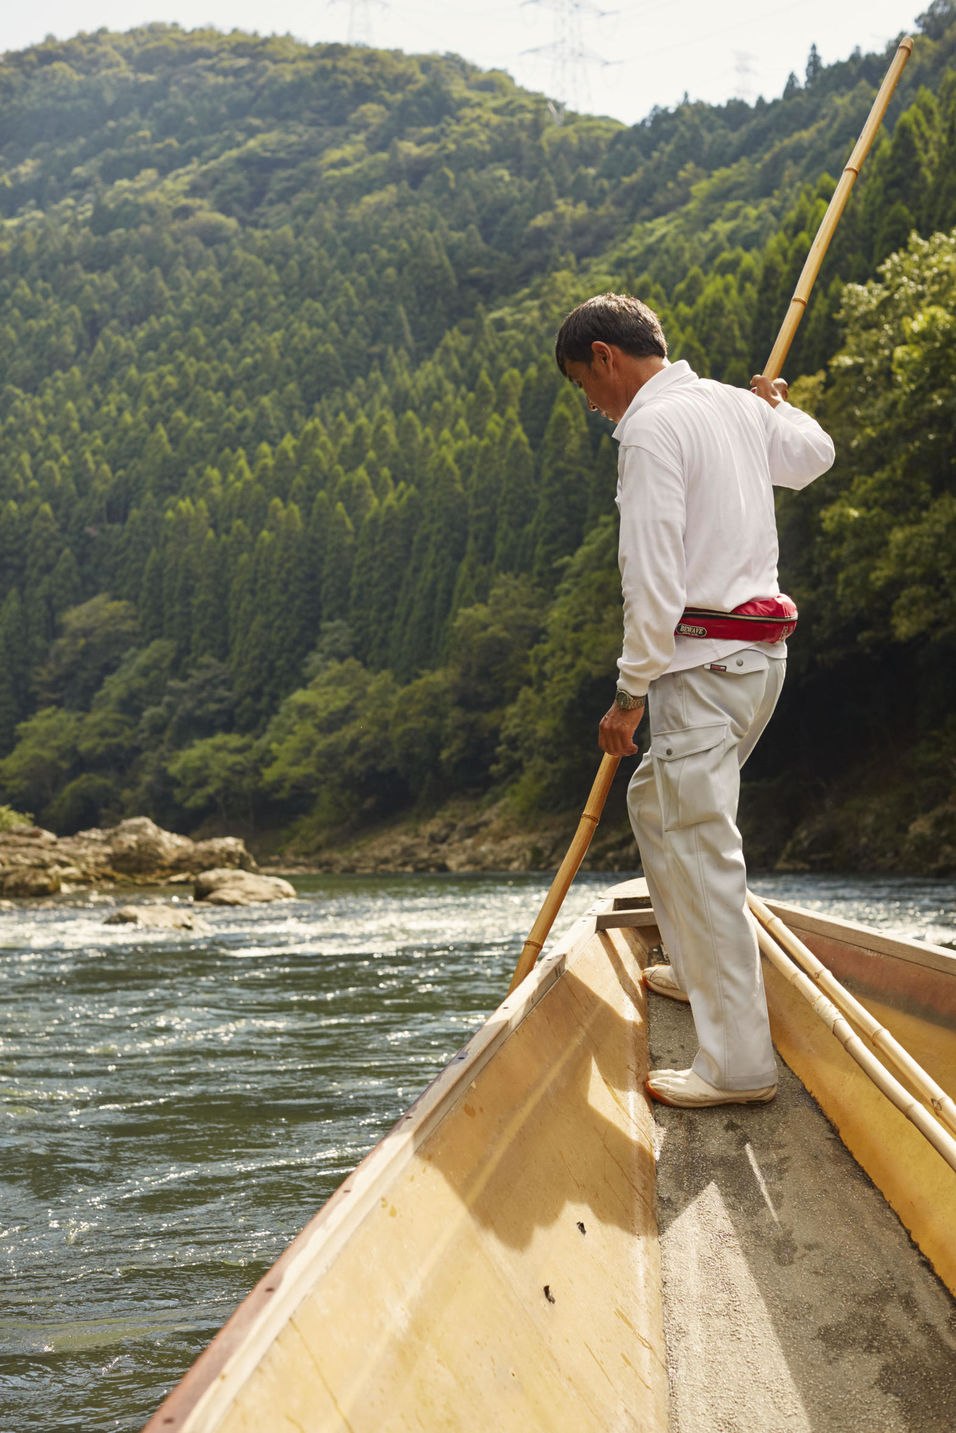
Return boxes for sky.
[0,0,926,126]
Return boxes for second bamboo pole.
[754,917,956,1174]
[749,891,956,1139]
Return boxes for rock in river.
[106,818,252,876]
[104,905,209,932]
[193,868,296,906]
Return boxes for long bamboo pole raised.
[763,37,913,381]
[507,753,619,993]
[748,891,956,1139]
[506,38,913,996]
[754,918,956,1174]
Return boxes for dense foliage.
[1,7,954,869]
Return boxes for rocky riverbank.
[0,817,255,898]
[4,782,953,902]
[270,780,956,879]
[273,798,639,876]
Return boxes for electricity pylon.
[521,0,616,114]
[327,0,388,47]
[734,50,758,103]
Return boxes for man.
[555,292,834,1108]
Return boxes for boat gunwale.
[762,897,956,975]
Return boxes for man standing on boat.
[555,293,835,1108]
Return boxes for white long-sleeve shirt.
[612,360,835,694]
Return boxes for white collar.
[612,360,697,438]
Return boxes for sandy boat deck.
[647,992,956,1433]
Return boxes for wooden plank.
[595,910,659,931]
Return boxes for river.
[2,871,954,1433]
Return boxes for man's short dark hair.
[554,293,667,374]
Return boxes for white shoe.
[646,1067,777,1107]
[643,964,690,1003]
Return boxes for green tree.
[530,388,591,584]
[261,658,402,826]
[0,707,82,822]
[319,502,355,625]
[0,590,29,755]
[495,516,623,812]
[167,733,261,824]
[492,419,535,576]
[35,595,139,710]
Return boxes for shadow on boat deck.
[648,993,956,1433]
[421,957,656,1250]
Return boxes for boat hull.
[144,902,668,1432]
[144,882,956,1431]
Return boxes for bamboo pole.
[506,39,913,995]
[763,37,913,381]
[748,891,956,1139]
[754,918,956,1174]
[507,753,619,994]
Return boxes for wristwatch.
[615,689,646,711]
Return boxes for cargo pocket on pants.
[650,723,733,832]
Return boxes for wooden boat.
[143,878,956,1433]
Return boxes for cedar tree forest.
[1,4,954,871]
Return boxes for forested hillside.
[1,5,954,871]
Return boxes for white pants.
[627,652,785,1089]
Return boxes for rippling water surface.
[1,871,953,1432]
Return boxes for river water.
[2,871,954,1433]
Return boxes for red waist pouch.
[675,594,798,644]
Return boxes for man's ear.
[590,340,614,367]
